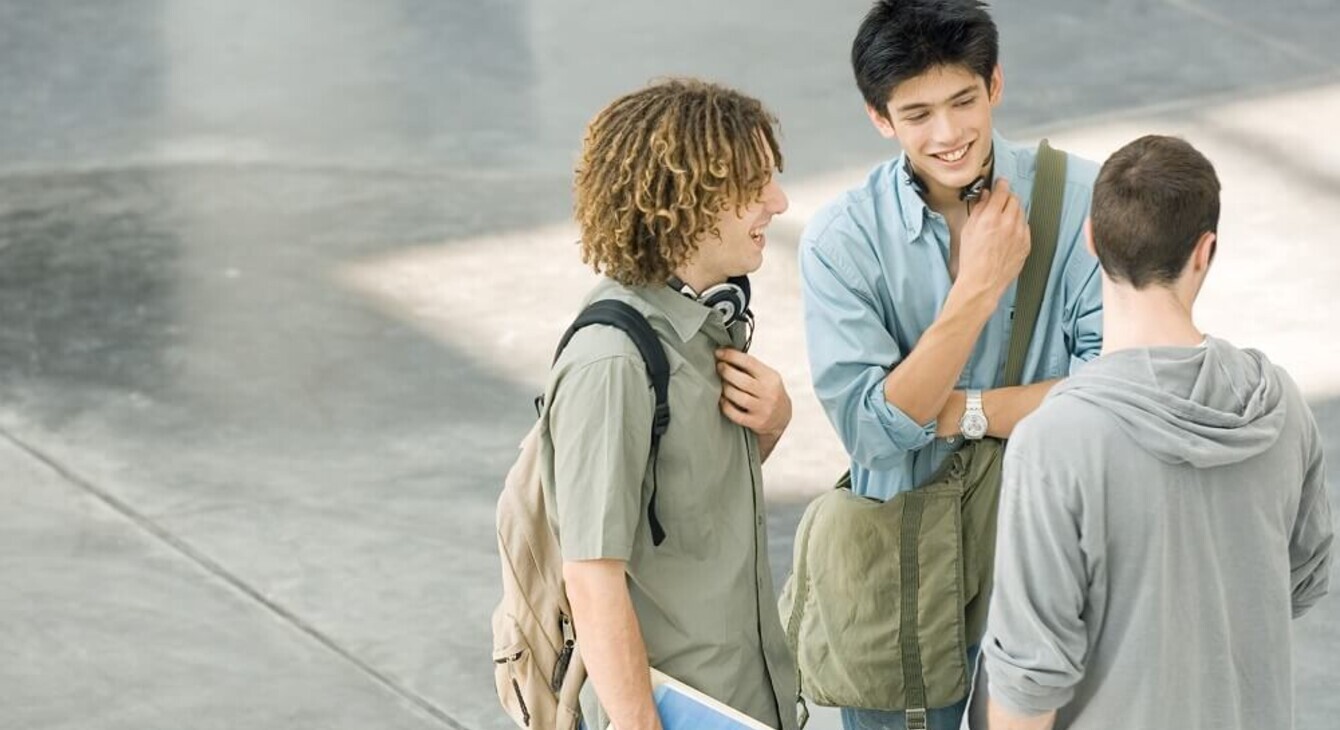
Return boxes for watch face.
[961,412,988,439]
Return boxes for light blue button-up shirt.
[799,133,1104,501]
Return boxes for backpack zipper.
[511,677,531,726]
[494,650,531,726]
[551,612,576,691]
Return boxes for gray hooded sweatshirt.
[970,337,1332,729]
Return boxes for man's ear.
[1083,218,1097,258]
[1193,231,1217,271]
[988,64,1004,107]
[866,104,898,140]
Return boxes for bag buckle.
[906,707,928,730]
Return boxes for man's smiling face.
[868,63,1003,200]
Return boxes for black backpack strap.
[554,300,671,546]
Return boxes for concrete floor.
[2,2,1338,729]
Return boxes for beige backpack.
[492,417,586,730]
[492,300,671,729]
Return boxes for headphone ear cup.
[699,278,750,326]
[728,275,752,310]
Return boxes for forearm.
[563,560,662,730]
[883,284,996,425]
[988,699,1056,730]
[936,380,1061,439]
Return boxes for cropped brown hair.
[1090,135,1220,289]
[574,79,783,286]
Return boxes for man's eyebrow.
[894,84,979,114]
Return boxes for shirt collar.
[894,130,1014,243]
[634,283,715,344]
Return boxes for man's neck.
[925,180,968,218]
[927,180,959,218]
[1100,278,1204,355]
[671,265,724,297]
[923,171,992,231]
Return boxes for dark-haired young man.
[543,79,798,730]
[799,2,1103,727]
[972,135,1332,730]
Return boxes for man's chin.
[916,152,991,189]
[923,168,986,194]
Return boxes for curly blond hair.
[574,79,783,286]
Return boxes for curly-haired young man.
[539,79,798,730]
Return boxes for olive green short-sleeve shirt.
[539,278,797,730]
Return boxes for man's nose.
[930,112,958,146]
[766,179,789,215]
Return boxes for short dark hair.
[1090,135,1221,289]
[851,0,998,117]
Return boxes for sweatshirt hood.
[1052,337,1286,468]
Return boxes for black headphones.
[905,144,995,203]
[667,275,752,327]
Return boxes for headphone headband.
[666,275,752,327]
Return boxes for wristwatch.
[959,389,988,440]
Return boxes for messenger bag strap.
[899,491,931,729]
[1001,140,1068,388]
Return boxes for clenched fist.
[957,179,1031,302]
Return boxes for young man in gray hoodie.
[970,135,1333,730]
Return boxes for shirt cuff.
[862,380,937,456]
[982,653,1077,716]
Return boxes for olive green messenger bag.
[778,140,1069,729]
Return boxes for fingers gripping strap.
[554,299,672,545]
[1003,140,1068,388]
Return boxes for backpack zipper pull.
[551,613,576,691]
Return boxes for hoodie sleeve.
[980,433,1094,715]
[1290,418,1332,618]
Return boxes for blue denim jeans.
[839,697,968,730]
[838,646,979,730]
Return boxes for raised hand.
[716,348,791,459]
[956,179,1031,302]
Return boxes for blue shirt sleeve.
[799,231,937,469]
[1061,206,1103,373]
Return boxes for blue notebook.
[650,669,773,730]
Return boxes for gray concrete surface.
[1,2,1338,729]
